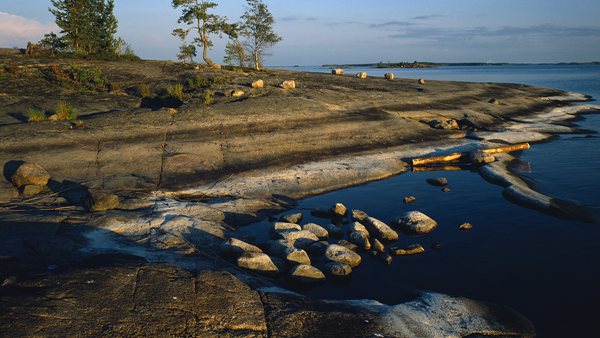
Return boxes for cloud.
[412,15,444,20]
[0,12,58,47]
[369,21,415,29]
[280,16,317,23]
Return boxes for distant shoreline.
[321,61,600,68]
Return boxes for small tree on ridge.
[239,0,282,70]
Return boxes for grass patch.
[27,108,47,122]
[138,84,151,98]
[201,90,213,105]
[167,83,185,100]
[56,102,78,120]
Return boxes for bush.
[167,83,185,100]
[138,84,150,98]
[56,102,78,120]
[27,108,47,122]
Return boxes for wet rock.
[20,184,44,195]
[323,262,353,279]
[280,80,295,89]
[251,79,263,88]
[385,73,394,79]
[357,72,367,78]
[85,187,119,212]
[325,244,362,268]
[287,264,326,284]
[325,224,344,239]
[237,251,286,277]
[458,222,473,231]
[348,230,371,251]
[310,206,331,218]
[11,162,50,188]
[269,222,301,239]
[283,247,311,266]
[278,213,303,224]
[305,241,328,257]
[220,238,263,257]
[370,251,393,265]
[470,150,496,164]
[403,196,416,204]
[267,239,295,257]
[332,69,344,75]
[360,217,399,242]
[430,243,445,250]
[279,230,319,250]
[426,177,448,187]
[336,240,358,251]
[391,211,438,236]
[328,203,348,218]
[350,209,369,221]
[302,223,329,240]
[389,243,425,256]
[370,238,385,252]
[347,221,369,237]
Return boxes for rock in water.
[391,211,438,235]
[220,238,262,257]
[278,213,303,224]
[302,223,329,240]
[310,206,331,218]
[426,177,448,187]
[287,264,326,284]
[350,209,369,221]
[11,162,50,188]
[283,247,311,266]
[329,203,348,218]
[325,244,361,268]
[269,222,302,239]
[323,262,353,278]
[360,216,399,242]
[469,150,495,164]
[325,224,344,239]
[348,231,371,251]
[279,230,319,250]
[332,69,344,75]
[85,187,119,212]
[458,222,473,231]
[237,252,285,277]
[403,196,416,204]
[389,243,425,256]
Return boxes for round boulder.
[279,230,319,250]
[267,239,294,257]
[305,241,329,257]
[325,244,361,268]
[425,177,448,187]
[251,79,264,88]
[278,213,303,224]
[348,231,371,251]
[391,211,438,235]
[220,238,262,257]
[237,252,286,277]
[302,223,329,241]
[360,217,399,242]
[356,72,367,78]
[384,73,394,79]
[323,262,353,279]
[283,247,311,266]
[11,162,50,188]
[325,224,344,239]
[328,203,348,218]
[287,264,326,284]
[347,222,369,237]
[350,209,369,221]
[269,222,302,239]
[86,187,119,212]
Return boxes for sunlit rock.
[391,211,438,235]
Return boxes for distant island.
[323,61,600,68]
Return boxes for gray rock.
[391,211,438,236]
[237,251,286,277]
[306,241,329,257]
[310,206,331,218]
[347,221,369,237]
[426,177,448,186]
[332,69,344,75]
[283,247,311,266]
[302,223,329,240]
[469,150,495,164]
[278,213,303,224]
[325,244,362,268]
[370,238,385,253]
[287,264,326,284]
[325,224,344,239]
[85,187,119,212]
[220,238,262,257]
[350,209,369,221]
[279,230,319,250]
[336,240,358,251]
[360,216,399,242]
[348,231,371,251]
[323,262,353,278]
[267,239,295,257]
[328,203,348,218]
[269,222,302,239]
[389,243,425,256]
[11,162,50,188]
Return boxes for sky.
[2,0,599,66]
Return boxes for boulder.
[403,196,416,204]
[85,187,119,212]
[287,264,326,284]
[428,119,459,130]
[389,243,425,256]
[328,203,348,218]
[283,247,311,266]
[418,78,425,84]
[269,222,302,239]
[391,211,438,236]
[360,216,399,242]
[278,213,303,224]
[325,244,362,268]
[325,224,344,239]
[370,251,393,265]
[469,150,495,164]
[350,209,369,221]
[332,69,344,75]
[489,98,500,104]
[21,184,44,195]
[280,80,295,89]
[458,222,473,231]
[336,240,358,252]
[348,231,371,251]
[11,162,50,188]
[305,241,328,257]
[211,63,222,69]
[347,221,369,237]
[323,262,353,279]
[231,90,244,97]
[384,73,394,79]
[251,79,264,88]
[310,206,331,218]
[279,230,319,250]
[357,72,367,78]
[302,223,329,240]
[267,239,295,257]
[220,238,262,257]
[237,252,286,277]
[426,177,448,187]
[370,238,385,253]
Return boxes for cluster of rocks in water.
[221,189,472,289]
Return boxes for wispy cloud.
[280,16,318,23]
[0,12,57,47]
[369,21,415,29]
[412,15,444,20]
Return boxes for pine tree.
[177,43,197,63]
[223,39,249,67]
[172,0,238,66]
[239,0,282,70]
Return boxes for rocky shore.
[1,48,598,337]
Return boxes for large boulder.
[85,187,119,212]
[356,72,367,79]
[348,231,371,251]
[323,262,353,279]
[305,241,328,257]
[384,73,394,79]
[280,80,295,89]
[237,252,286,277]
[302,223,329,240]
[470,150,496,164]
[279,230,319,250]
[347,221,369,237]
[220,238,262,257]
[11,162,50,188]
[283,247,311,266]
[267,239,295,257]
[325,224,344,239]
[360,217,399,242]
[332,69,344,75]
[328,203,348,218]
[391,211,438,235]
[287,264,326,284]
[325,244,362,268]
[278,213,303,224]
[251,79,264,88]
[350,209,369,221]
[269,222,301,239]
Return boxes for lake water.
[259,65,600,337]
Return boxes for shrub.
[27,108,47,122]
[201,90,213,105]
[167,83,185,100]
[138,84,150,98]
[56,102,78,120]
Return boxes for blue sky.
[2,0,599,65]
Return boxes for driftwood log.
[411,143,530,166]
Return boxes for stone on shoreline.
[302,223,329,240]
[325,224,344,239]
[267,239,295,257]
[391,211,438,235]
[470,150,496,164]
[287,264,326,284]
[325,244,362,268]
[323,262,353,279]
[328,203,348,218]
[357,72,367,78]
[350,209,369,221]
[347,221,369,237]
[332,69,344,75]
[310,206,331,218]
[278,213,303,224]
[85,187,119,212]
[11,162,50,188]
[237,251,286,277]
[279,230,319,249]
[360,216,399,242]
[389,243,425,256]
[283,247,311,266]
[385,73,394,79]
[220,237,263,257]
[348,230,371,251]
[418,78,425,84]
[269,222,301,239]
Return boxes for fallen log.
[411,143,530,166]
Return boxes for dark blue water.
[260,65,600,337]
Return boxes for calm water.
[254,65,600,337]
